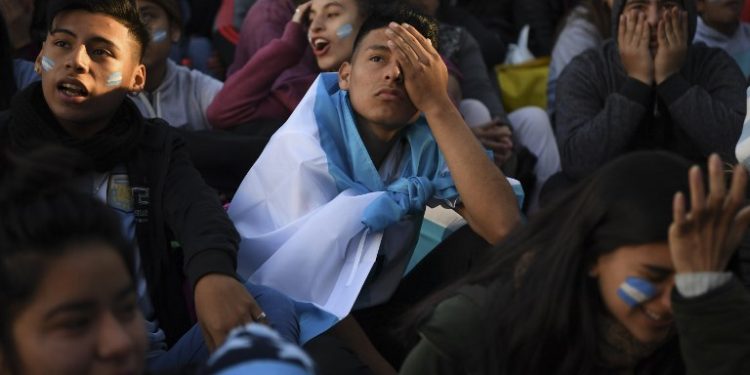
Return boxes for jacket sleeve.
[227,0,294,77]
[554,51,651,180]
[163,130,240,288]
[206,21,308,129]
[673,277,750,375]
[656,48,745,163]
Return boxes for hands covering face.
[618,7,688,85]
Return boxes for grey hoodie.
[554,0,745,180]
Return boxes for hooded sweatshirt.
[693,16,750,77]
[555,0,745,180]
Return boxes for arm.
[162,131,264,350]
[206,18,311,129]
[657,53,745,163]
[669,155,750,374]
[387,23,520,244]
[228,0,296,76]
[554,53,650,180]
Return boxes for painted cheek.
[336,23,354,39]
[42,56,56,72]
[151,29,168,43]
[617,276,658,308]
[106,72,123,87]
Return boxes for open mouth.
[57,80,89,98]
[311,37,331,56]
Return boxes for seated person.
[548,0,613,117]
[401,151,750,374]
[0,148,314,375]
[0,0,297,371]
[130,0,223,131]
[228,7,521,372]
[206,0,383,131]
[693,0,750,77]
[555,0,745,182]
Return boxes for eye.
[90,48,113,57]
[53,40,70,48]
[54,315,93,335]
[114,294,138,322]
[326,12,340,19]
[369,55,383,63]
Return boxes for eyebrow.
[49,28,122,53]
[310,1,344,14]
[366,44,391,53]
[43,284,135,320]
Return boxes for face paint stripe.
[336,23,353,39]
[152,30,168,43]
[617,276,657,308]
[106,72,123,87]
[41,56,55,72]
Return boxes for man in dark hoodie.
[554,0,746,181]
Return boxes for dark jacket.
[0,93,240,346]
[400,277,750,375]
[555,0,745,180]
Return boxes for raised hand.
[384,22,450,115]
[292,1,312,24]
[618,12,654,85]
[669,154,750,274]
[654,8,687,84]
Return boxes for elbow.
[478,211,520,245]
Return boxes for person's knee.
[509,106,552,134]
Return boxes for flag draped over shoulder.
[229,73,499,342]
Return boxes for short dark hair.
[351,4,439,58]
[0,147,134,374]
[46,0,150,60]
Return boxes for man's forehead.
[50,11,137,50]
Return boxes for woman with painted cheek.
[306,0,366,71]
[401,151,750,375]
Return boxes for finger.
[673,191,687,227]
[386,27,419,68]
[728,163,749,210]
[638,12,650,48]
[618,14,627,45]
[726,205,750,259]
[390,23,430,65]
[689,164,706,213]
[707,154,726,210]
[680,10,688,42]
[402,23,438,59]
[657,16,668,49]
[199,322,217,352]
[632,13,643,46]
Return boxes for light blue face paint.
[617,276,658,308]
[336,23,353,39]
[152,29,168,43]
[106,71,123,87]
[41,56,55,72]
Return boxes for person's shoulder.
[418,284,495,362]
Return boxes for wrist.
[629,72,653,86]
[420,95,455,118]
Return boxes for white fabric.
[735,87,750,168]
[229,78,392,319]
[131,59,222,131]
[675,272,733,298]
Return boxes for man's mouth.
[376,88,405,100]
[57,80,89,98]
[311,37,331,56]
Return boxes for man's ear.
[130,64,147,93]
[34,49,44,75]
[338,61,351,90]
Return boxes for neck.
[145,61,167,93]
[58,117,111,139]
[355,116,402,169]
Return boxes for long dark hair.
[0,147,134,374]
[407,151,692,374]
[0,15,18,111]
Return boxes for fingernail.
[385,28,394,35]
[389,22,398,28]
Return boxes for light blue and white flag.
[229,73,521,343]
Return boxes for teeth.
[60,83,85,95]
[644,309,663,321]
[313,39,328,49]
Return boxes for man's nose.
[65,44,90,74]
